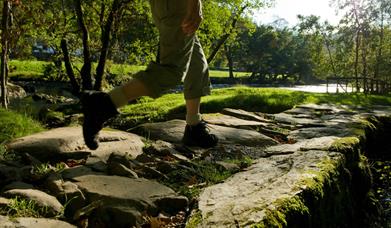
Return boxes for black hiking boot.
[81,91,119,150]
[182,121,218,148]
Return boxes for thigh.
[150,0,186,27]
[183,36,211,99]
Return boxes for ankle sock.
[186,113,202,126]
[108,85,128,108]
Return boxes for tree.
[332,0,391,93]
[202,0,274,64]
[296,15,337,80]
[1,0,11,109]
[59,0,136,92]
[1,0,19,108]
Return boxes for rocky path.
[1,104,390,227]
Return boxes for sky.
[253,0,342,26]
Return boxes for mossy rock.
[329,137,360,163]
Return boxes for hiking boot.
[81,91,119,150]
[182,121,218,148]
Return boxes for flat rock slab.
[271,113,325,127]
[138,119,278,147]
[203,113,268,128]
[265,136,340,154]
[6,127,144,162]
[221,108,273,123]
[0,216,76,228]
[288,126,356,140]
[196,150,343,227]
[72,175,188,216]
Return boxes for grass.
[32,162,66,177]
[115,86,391,129]
[0,197,51,218]
[209,69,251,78]
[0,108,44,144]
[9,60,46,79]
[8,60,250,81]
[0,108,44,160]
[163,159,246,200]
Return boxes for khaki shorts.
[134,0,211,99]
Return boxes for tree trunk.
[354,30,360,92]
[207,4,248,64]
[352,1,361,93]
[1,0,10,109]
[361,32,368,93]
[322,33,337,77]
[61,39,80,95]
[374,5,384,92]
[224,45,234,79]
[94,0,123,91]
[75,0,93,91]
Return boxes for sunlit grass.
[209,69,251,78]
[0,108,44,144]
[8,60,250,80]
[115,86,391,129]
[0,197,54,218]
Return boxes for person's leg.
[181,36,218,148]
[185,98,201,125]
[82,0,194,149]
[184,36,210,126]
[108,78,151,108]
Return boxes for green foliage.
[224,156,253,168]
[372,160,391,227]
[5,0,391,88]
[187,210,203,228]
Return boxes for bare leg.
[182,97,218,147]
[185,97,202,125]
[109,79,151,108]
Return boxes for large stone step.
[6,126,144,161]
[187,104,391,227]
[1,104,390,227]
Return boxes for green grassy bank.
[113,86,391,129]
[8,60,250,80]
[0,108,44,158]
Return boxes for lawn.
[8,60,250,80]
[114,86,391,129]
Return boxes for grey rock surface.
[6,127,144,161]
[7,83,27,99]
[197,150,343,227]
[139,119,278,147]
[203,113,268,128]
[72,175,188,215]
[0,215,76,228]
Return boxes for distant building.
[32,42,55,60]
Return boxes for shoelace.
[198,121,213,134]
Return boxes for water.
[278,83,356,93]
[210,83,356,93]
